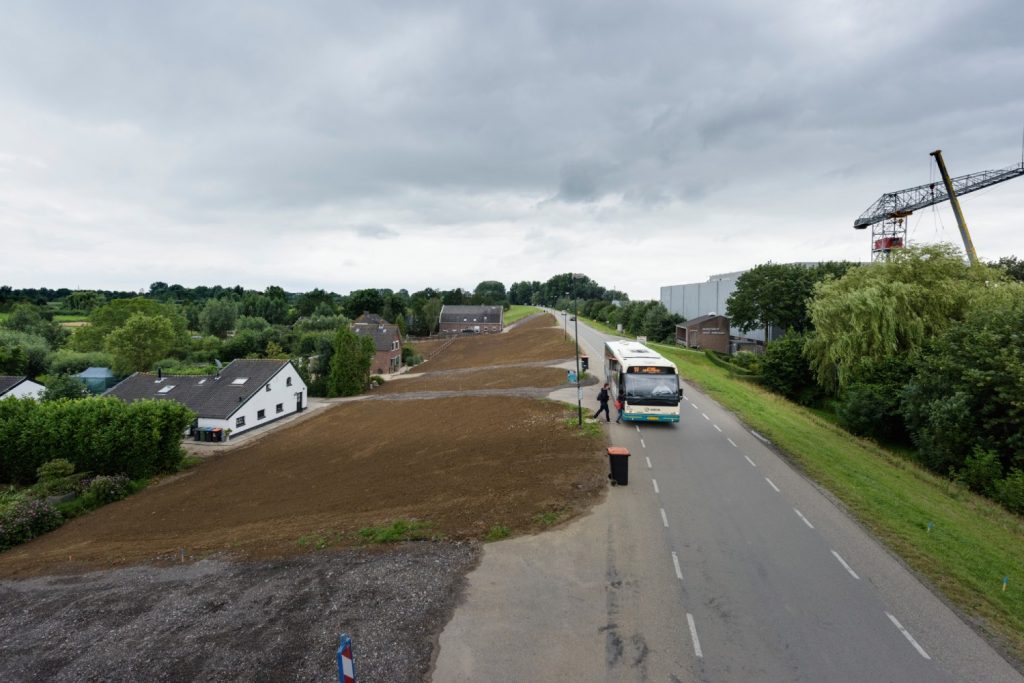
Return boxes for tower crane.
[853,151,1024,264]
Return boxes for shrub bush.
[761,333,822,406]
[84,475,132,505]
[996,469,1024,515]
[37,458,75,482]
[954,447,1003,496]
[0,499,62,550]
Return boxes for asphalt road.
[558,312,1021,682]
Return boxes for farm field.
[0,312,606,681]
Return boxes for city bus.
[604,340,682,423]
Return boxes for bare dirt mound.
[508,311,558,331]
[374,366,568,394]
[416,328,574,373]
[0,397,605,578]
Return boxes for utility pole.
[930,149,979,266]
[572,277,582,426]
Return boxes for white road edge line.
[886,612,931,660]
[713,424,722,432]
[744,455,757,468]
[702,413,710,421]
[727,438,738,448]
[641,438,646,449]
[794,508,815,529]
[687,613,703,658]
[652,479,660,494]
[672,551,683,580]
[765,477,780,493]
[645,456,652,469]
[831,550,861,580]
[660,508,669,527]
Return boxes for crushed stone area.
[0,542,479,682]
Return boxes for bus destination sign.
[628,366,674,374]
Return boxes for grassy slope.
[649,342,1024,662]
[504,305,541,325]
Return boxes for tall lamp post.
[572,277,582,426]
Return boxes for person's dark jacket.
[597,388,610,405]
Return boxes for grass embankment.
[578,315,623,337]
[651,342,1024,662]
[504,305,540,325]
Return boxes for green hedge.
[0,397,195,484]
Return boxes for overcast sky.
[2,1,1022,300]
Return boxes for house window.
[286,376,292,387]
[265,383,271,392]
[276,403,283,414]
[257,409,266,420]
[235,416,246,428]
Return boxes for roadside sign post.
[337,634,356,683]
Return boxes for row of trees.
[734,247,1024,514]
[1,278,522,401]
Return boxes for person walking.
[614,392,624,423]
[593,383,611,422]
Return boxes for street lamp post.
[572,278,582,426]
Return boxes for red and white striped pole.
[337,634,356,683]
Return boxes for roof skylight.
[158,385,175,394]
[231,377,249,385]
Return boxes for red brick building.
[675,314,730,354]
[352,313,403,375]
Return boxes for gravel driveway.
[0,542,478,682]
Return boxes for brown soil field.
[374,365,569,394]
[414,315,575,372]
[0,397,605,578]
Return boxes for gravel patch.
[0,542,479,682]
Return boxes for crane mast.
[854,152,1024,262]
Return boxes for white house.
[105,359,308,438]
[0,376,46,400]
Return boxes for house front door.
[296,391,303,412]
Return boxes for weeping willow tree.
[804,244,998,393]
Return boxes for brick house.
[675,314,731,354]
[352,314,402,375]
[438,305,503,334]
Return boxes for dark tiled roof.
[679,314,727,327]
[439,305,504,324]
[0,376,29,395]
[352,323,401,352]
[105,359,292,420]
[354,312,387,325]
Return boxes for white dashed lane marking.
[652,479,660,494]
[886,612,931,660]
[765,478,781,493]
[794,508,815,529]
[744,455,757,468]
[660,508,669,527]
[831,550,860,580]
[713,424,722,432]
[702,413,710,421]
[727,438,738,448]
[687,613,704,658]
[672,551,683,580]
[645,456,652,469]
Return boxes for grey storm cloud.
[1,0,1023,295]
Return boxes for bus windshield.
[624,373,679,405]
